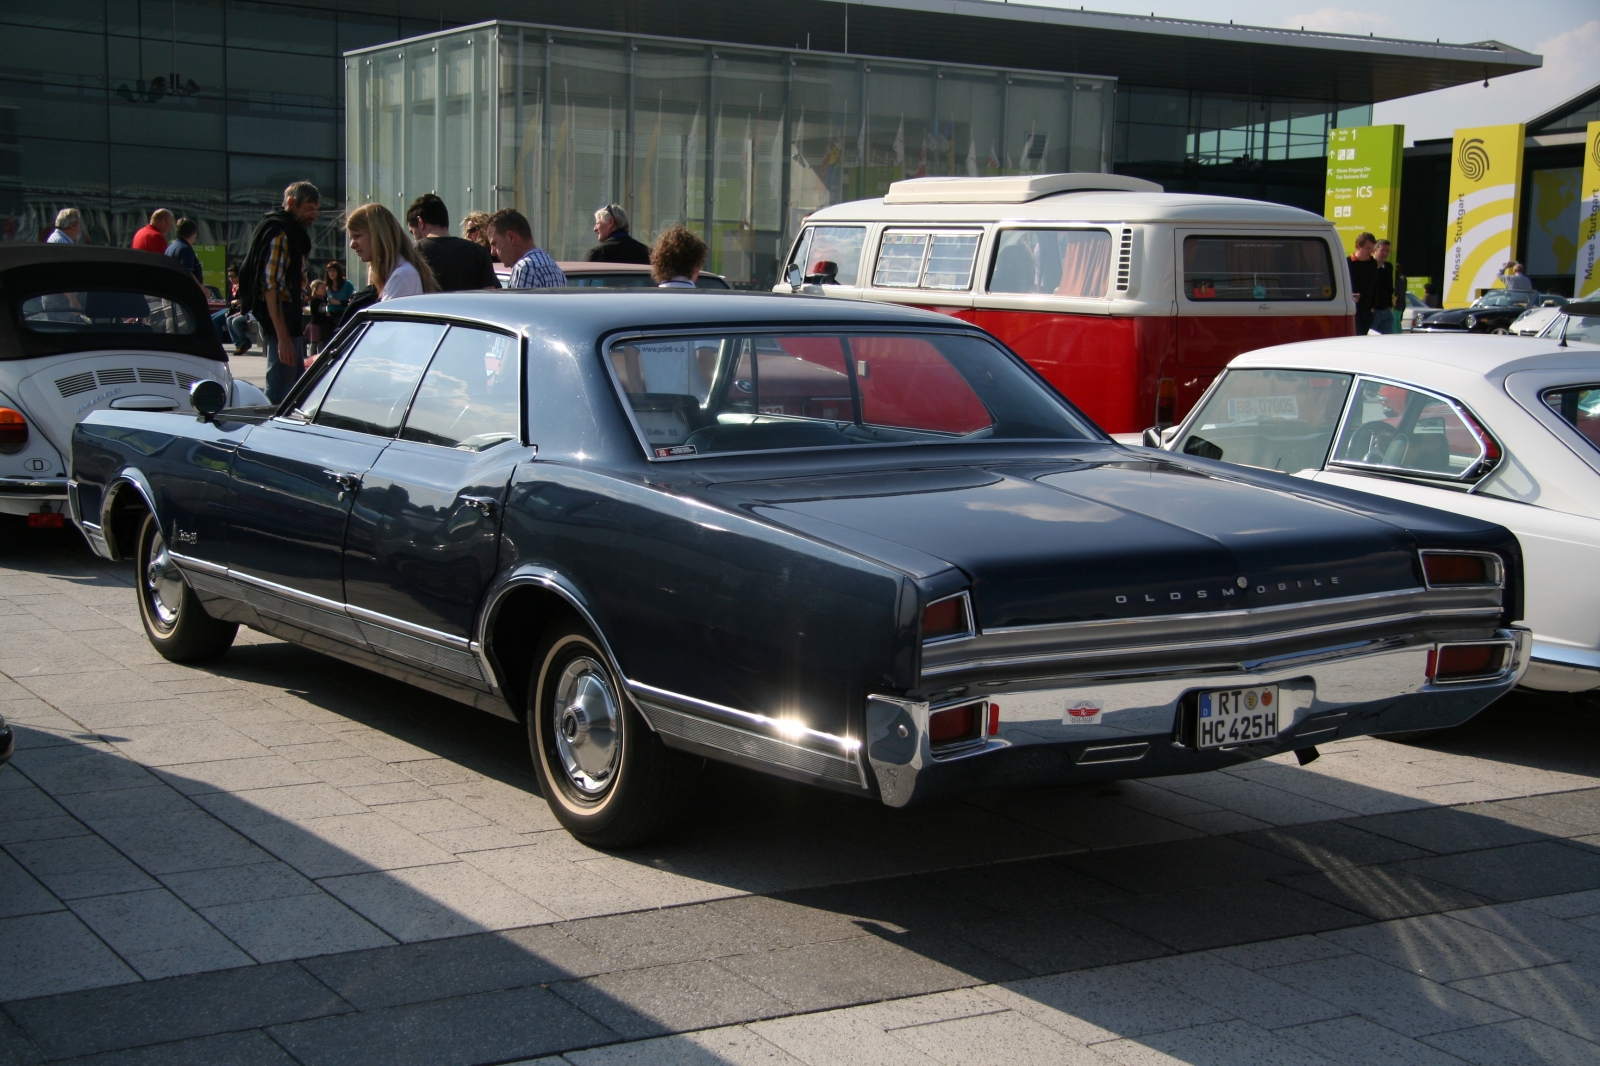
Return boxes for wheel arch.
[101,471,160,561]
[479,568,631,723]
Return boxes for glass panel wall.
[350,20,1116,288]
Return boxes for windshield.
[1175,368,1354,473]
[1473,291,1532,308]
[19,290,196,334]
[608,330,1097,458]
[1542,314,1600,345]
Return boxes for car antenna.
[1557,312,1569,348]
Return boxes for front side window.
[1177,369,1353,473]
[1543,313,1600,345]
[401,326,520,451]
[1182,236,1336,302]
[872,231,982,290]
[988,229,1112,298]
[608,330,1094,458]
[1543,384,1600,453]
[1329,378,1490,479]
[19,291,196,334]
[315,320,446,436]
[788,226,867,286]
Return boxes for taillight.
[0,407,26,454]
[1427,642,1511,683]
[1420,551,1502,589]
[928,701,984,747]
[1156,377,1176,427]
[922,593,973,644]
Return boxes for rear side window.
[316,320,446,436]
[988,230,1113,298]
[1183,236,1336,302]
[401,326,520,451]
[1330,378,1490,479]
[787,226,866,285]
[873,231,982,290]
[19,291,196,334]
[1542,384,1600,452]
[1177,368,1353,473]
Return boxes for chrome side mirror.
[189,379,227,422]
[1141,426,1163,448]
[785,263,803,290]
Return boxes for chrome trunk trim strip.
[639,701,866,788]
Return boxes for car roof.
[804,190,1331,227]
[1230,335,1600,388]
[0,242,198,279]
[372,288,983,336]
[554,262,729,281]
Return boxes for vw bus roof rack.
[882,173,1164,204]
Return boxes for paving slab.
[1422,1018,1600,1066]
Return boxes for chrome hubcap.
[552,656,621,795]
[143,531,184,629]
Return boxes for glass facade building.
[345,22,1115,287]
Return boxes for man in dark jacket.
[238,181,318,404]
[585,204,651,264]
[1346,232,1378,335]
[164,217,204,288]
[406,194,500,291]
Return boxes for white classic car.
[0,245,266,532]
[1153,333,1600,692]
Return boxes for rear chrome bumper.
[864,626,1529,806]
[0,477,68,501]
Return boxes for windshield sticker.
[1226,395,1299,422]
[654,444,697,458]
[1064,701,1103,725]
[634,339,692,394]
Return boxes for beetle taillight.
[922,593,972,643]
[0,407,26,453]
[1420,551,1502,589]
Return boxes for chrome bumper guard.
[866,627,1530,807]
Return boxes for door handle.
[323,469,360,497]
[460,495,498,517]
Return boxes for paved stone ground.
[2,526,1599,1066]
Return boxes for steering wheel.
[1347,420,1398,464]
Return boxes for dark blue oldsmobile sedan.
[70,291,1530,844]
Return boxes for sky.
[1026,1,1599,142]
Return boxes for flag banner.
[1443,123,1526,308]
[1577,120,1600,300]
[1323,124,1403,258]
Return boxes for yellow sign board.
[1577,121,1600,300]
[1443,124,1525,308]
[1324,124,1404,257]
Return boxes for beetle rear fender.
[101,471,160,561]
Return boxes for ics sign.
[1323,125,1403,258]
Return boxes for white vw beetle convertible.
[0,244,266,533]
[1154,331,1600,692]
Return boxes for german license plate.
[1196,686,1279,749]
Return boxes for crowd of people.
[1344,231,1411,334]
[45,187,713,403]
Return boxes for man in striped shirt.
[487,209,566,289]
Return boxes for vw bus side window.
[988,230,1113,298]
[788,226,866,286]
[873,230,982,291]
[1182,236,1337,302]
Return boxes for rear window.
[988,229,1112,298]
[607,330,1095,458]
[1177,368,1354,473]
[1182,236,1336,302]
[1542,384,1600,453]
[19,291,196,334]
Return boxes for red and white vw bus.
[777,174,1355,435]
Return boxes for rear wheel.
[136,512,237,662]
[526,627,696,847]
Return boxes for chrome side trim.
[475,568,625,700]
[639,701,866,789]
[922,585,1503,679]
[98,473,161,559]
[1530,642,1600,672]
[626,680,862,760]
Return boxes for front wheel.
[526,627,697,847]
[136,512,237,662]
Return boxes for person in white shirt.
[1499,261,1535,292]
[345,203,438,301]
[48,207,81,244]
[650,223,706,289]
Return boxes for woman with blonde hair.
[345,203,438,300]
